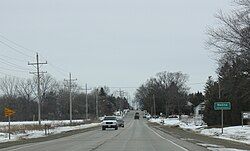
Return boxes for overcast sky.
[0,0,232,99]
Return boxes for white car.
[102,116,118,130]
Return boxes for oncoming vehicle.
[101,116,118,130]
[134,112,140,119]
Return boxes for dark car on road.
[134,112,140,119]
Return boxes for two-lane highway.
[0,111,208,151]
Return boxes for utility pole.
[95,89,99,119]
[119,88,123,111]
[218,80,221,99]
[218,80,223,133]
[83,84,91,120]
[86,84,88,119]
[117,88,125,114]
[64,73,77,124]
[28,53,47,125]
[153,94,156,116]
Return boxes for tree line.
[0,75,130,121]
[135,0,250,126]
[135,71,192,116]
[204,0,250,126]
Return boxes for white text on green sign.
[214,102,231,110]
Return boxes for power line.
[188,82,205,85]
[0,40,33,58]
[0,53,27,62]
[0,33,69,77]
[0,71,17,77]
[108,86,138,89]
[0,33,36,53]
[0,58,30,71]
[49,63,68,76]
[0,66,28,73]
[0,71,26,79]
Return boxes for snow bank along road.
[0,111,207,151]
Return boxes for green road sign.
[214,102,231,110]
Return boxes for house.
[194,101,206,117]
[194,101,206,126]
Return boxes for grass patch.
[0,125,46,134]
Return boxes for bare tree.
[206,0,250,61]
[38,74,59,95]
[0,76,19,98]
[135,71,189,116]
[16,78,36,100]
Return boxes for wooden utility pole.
[64,73,77,124]
[117,88,125,112]
[153,94,156,116]
[95,90,99,119]
[28,53,47,125]
[83,84,91,119]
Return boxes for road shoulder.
[0,125,100,149]
[147,122,250,150]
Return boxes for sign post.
[214,102,231,134]
[8,116,10,140]
[4,108,15,139]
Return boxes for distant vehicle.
[168,115,179,119]
[143,114,147,118]
[101,116,118,130]
[152,115,159,119]
[146,114,151,120]
[134,112,140,119]
[116,117,124,127]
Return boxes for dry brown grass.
[0,125,46,134]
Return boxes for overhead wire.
[0,57,30,71]
[0,53,27,62]
[0,33,36,53]
[0,71,26,79]
[0,40,33,59]
[0,33,69,78]
[0,66,28,73]
[40,55,68,77]
[188,82,205,85]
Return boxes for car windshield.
[103,117,116,120]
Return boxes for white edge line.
[147,125,189,151]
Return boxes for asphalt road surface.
[0,111,208,151]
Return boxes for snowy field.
[0,120,100,143]
[0,110,129,143]
[200,126,250,145]
[0,120,85,126]
[149,117,250,145]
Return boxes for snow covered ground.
[149,117,250,146]
[200,126,250,145]
[0,120,100,143]
[149,116,206,131]
[0,110,129,143]
[0,120,85,126]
